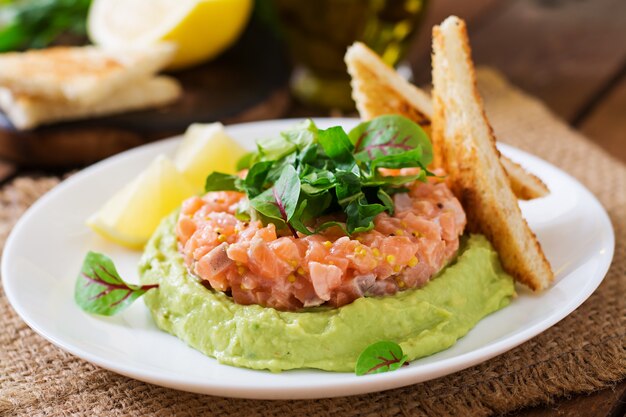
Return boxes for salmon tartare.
[177,177,466,311]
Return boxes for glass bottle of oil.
[272,0,428,110]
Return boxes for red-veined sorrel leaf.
[349,114,432,166]
[74,251,158,316]
[355,341,409,376]
[249,164,300,237]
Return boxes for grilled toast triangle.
[431,16,553,290]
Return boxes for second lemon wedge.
[88,0,253,69]
[174,122,247,191]
[87,155,196,249]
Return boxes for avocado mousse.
[139,212,514,372]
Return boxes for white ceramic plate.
[2,118,614,400]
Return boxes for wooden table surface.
[0,0,624,415]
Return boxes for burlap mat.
[1,70,624,416]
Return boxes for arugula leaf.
[280,119,318,150]
[345,197,387,234]
[317,126,355,170]
[235,198,252,221]
[255,136,297,163]
[204,172,241,192]
[300,169,336,194]
[74,252,158,316]
[377,189,395,215]
[355,341,409,376]
[334,171,362,207]
[236,152,255,171]
[265,152,297,184]
[298,143,321,166]
[289,199,312,235]
[349,115,433,167]
[364,172,427,187]
[250,165,301,237]
[242,161,273,197]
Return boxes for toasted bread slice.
[500,154,549,200]
[0,44,175,104]
[0,76,181,130]
[345,42,433,129]
[345,41,549,200]
[431,16,553,290]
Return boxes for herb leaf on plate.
[355,341,409,376]
[75,251,158,316]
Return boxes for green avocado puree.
[139,213,515,372]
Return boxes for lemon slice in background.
[88,0,253,69]
[174,122,247,191]
[87,155,196,249]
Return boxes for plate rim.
[1,117,616,400]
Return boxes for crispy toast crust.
[431,16,553,290]
[345,41,549,200]
[500,155,549,200]
[346,42,433,127]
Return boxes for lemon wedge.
[88,0,253,69]
[174,122,247,191]
[87,155,196,249]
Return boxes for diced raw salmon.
[439,211,457,241]
[195,243,232,292]
[176,216,197,245]
[247,238,292,279]
[180,196,205,216]
[309,262,343,301]
[226,242,249,264]
[401,212,441,240]
[393,192,414,213]
[381,236,419,265]
[176,176,466,311]
[269,238,301,267]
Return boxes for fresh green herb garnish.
[355,341,409,376]
[206,115,433,236]
[74,251,158,316]
[0,0,91,52]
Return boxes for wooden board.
[579,69,626,163]
[409,0,626,123]
[0,21,291,168]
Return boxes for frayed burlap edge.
[1,69,624,417]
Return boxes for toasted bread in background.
[0,76,181,130]
[345,42,433,130]
[0,43,176,104]
[431,16,553,290]
[345,41,549,200]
